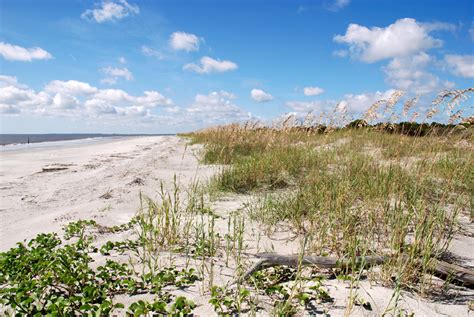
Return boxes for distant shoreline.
[0,133,175,146]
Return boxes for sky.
[0,0,473,134]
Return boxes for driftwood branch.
[235,254,474,288]
[430,259,474,286]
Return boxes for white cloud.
[422,21,457,33]
[303,86,325,96]
[0,42,52,62]
[118,56,127,64]
[183,56,238,74]
[250,89,273,102]
[327,0,351,11]
[444,54,474,78]
[0,75,18,86]
[141,46,165,60]
[334,18,447,63]
[169,32,200,52]
[0,85,51,115]
[384,53,454,94]
[165,106,181,113]
[100,66,133,85]
[45,80,98,96]
[52,93,80,109]
[83,98,118,115]
[100,78,117,85]
[136,90,174,107]
[186,91,249,123]
[0,86,37,104]
[92,88,132,103]
[0,104,21,114]
[1,79,173,120]
[0,75,28,88]
[334,18,458,95]
[81,0,139,23]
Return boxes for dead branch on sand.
[234,254,474,288]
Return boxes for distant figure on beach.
[27,137,30,144]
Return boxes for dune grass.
[186,120,472,295]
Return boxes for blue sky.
[0,0,473,133]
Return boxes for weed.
[209,286,254,315]
[126,296,196,316]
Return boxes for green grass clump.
[216,147,316,192]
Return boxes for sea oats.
[425,107,439,120]
[448,109,463,124]
[317,111,326,126]
[432,88,474,115]
[409,111,420,122]
[303,112,315,127]
[402,95,419,118]
[385,90,404,113]
[363,99,386,123]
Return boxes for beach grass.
[187,123,472,291]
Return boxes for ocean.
[0,134,174,146]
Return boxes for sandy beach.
[0,136,215,250]
[1,135,472,316]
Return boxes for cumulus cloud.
[52,93,80,109]
[384,53,454,94]
[250,89,273,102]
[169,32,200,52]
[81,0,139,23]
[45,80,98,96]
[100,66,134,85]
[0,42,52,62]
[183,56,238,74]
[334,18,458,95]
[1,78,173,120]
[186,91,249,123]
[0,86,37,105]
[0,85,51,115]
[136,91,174,107]
[303,86,324,96]
[0,75,28,88]
[444,54,474,78]
[334,18,447,63]
[92,88,132,104]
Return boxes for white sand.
[0,136,215,250]
[0,136,472,316]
